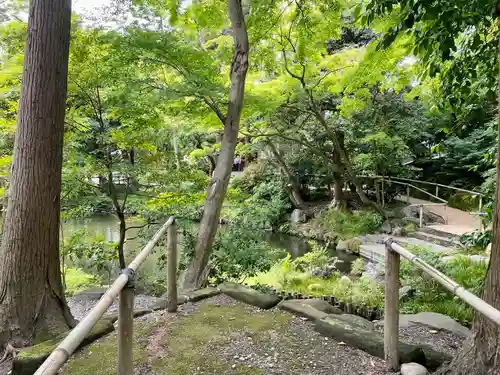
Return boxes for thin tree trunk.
[0,0,74,346]
[266,140,305,208]
[436,44,500,375]
[108,170,127,269]
[182,0,249,290]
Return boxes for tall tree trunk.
[0,0,74,346]
[182,0,249,290]
[332,133,346,208]
[436,47,500,375]
[266,140,305,208]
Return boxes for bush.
[64,267,100,296]
[460,230,492,250]
[400,245,488,324]
[350,258,365,276]
[249,248,384,309]
[316,208,383,239]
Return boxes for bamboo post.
[33,217,175,375]
[406,185,410,204]
[167,218,178,313]
[419,205,423,228]
[435,185,439,199]
[118,269,134,375]
[384,239,400,371]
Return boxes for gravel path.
[67,294,159,321]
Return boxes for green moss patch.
[64,302,291,375]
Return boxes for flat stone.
[72,287,108,301]
[336,239,348,251]
[401,363,429,375]
[13,320,114,375]
[401,312,470,338]
[331,314,374,331]
[219,282,281,309]
[315,315,451,370]
[375,312,470,338]
[279,299,342,320]
[182,287,221,302]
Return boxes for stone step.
[408,231,461,249]
[419,226,462,241]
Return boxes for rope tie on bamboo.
[120,268,136,288]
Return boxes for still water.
[62,215,357,289]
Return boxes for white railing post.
[435,185,439,199]
[419,205,423,228]
[118,269,134,375]
[167,218,178,313]
[381,178,385,208]
[479,196,484,232]
[384,239,400,371]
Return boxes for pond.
[63,215,358,292]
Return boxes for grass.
[64,267,100,296]
[314,208,383,240]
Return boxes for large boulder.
[278,299,342,320]
[13,320,114,375]
[315,315,452,370]
[401,363,429,375]
[402,206,445,225]
[219,282,281,309]
[331,313,374,331]
[290,208,307,223]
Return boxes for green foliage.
[62,229,118,284]
[350,258,365,276]
[400,245,488,324]
[250,248,384,309]
[460,230,492,250]
[316,208,383,240]
[64,267,100,296]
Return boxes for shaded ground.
[62,295,394,375]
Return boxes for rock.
[401,363,429,375]
[219,282,281,309]
[332,314,374,331]
[290,208,306,223]
[399,286,415,301]
[392,226,405,236]
[13,320,114,375]
[381,220,392,234]
[311,265,337,279]
[362,262,385,285]
[150,295,188,311]
[374,312,470,338]
[315,315,452,370]
[402,206,445,225]
[336,239,348,251]
[72,287,108,301]
[151,287,221,311]
[279,299,343,320]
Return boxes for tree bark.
[182,0,249,290]
[266,140,305,208]
[436,46,500,375]
[0,0,74,346]
[108,170,127,270]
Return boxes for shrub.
[316,208,383,239]
[350,258,365,276]
[400,245,488,324]
[460,230,492,250]
[64,267,100,296]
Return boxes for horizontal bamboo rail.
[34,216,177,375]
[384,239,500,371]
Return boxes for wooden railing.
[34,216,178,375]
[383,238,500,371]
[363,175,484,231]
